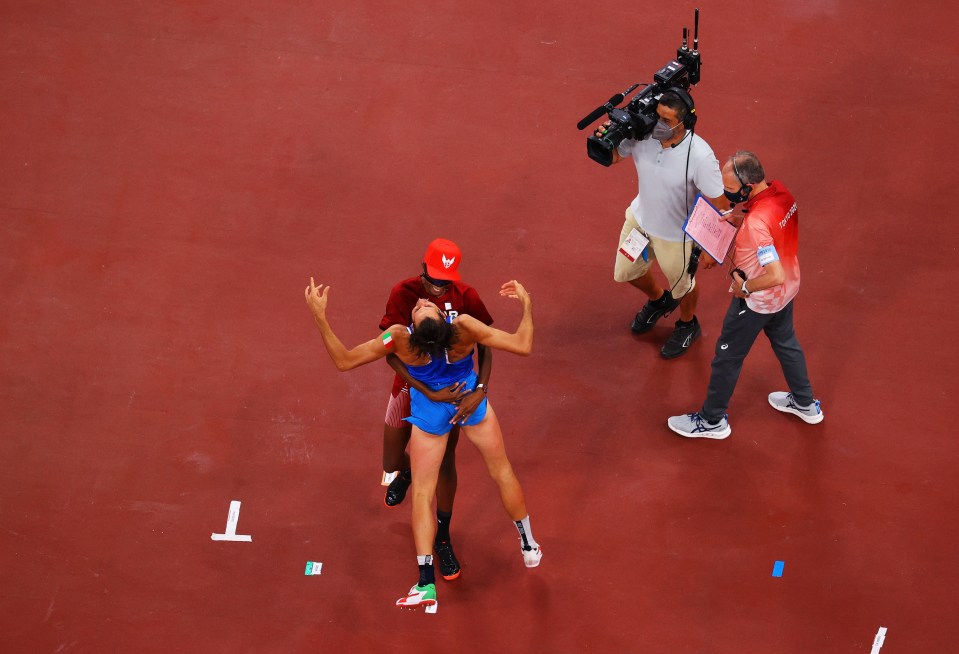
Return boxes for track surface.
[2,1,958,652]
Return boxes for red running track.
[1,1,958,652]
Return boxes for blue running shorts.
[405,373,488,436]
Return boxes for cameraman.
[600,89,729,358]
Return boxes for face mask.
[724,187,750,205]
[651,120,678,141]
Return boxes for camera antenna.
[682,27,688,51]
[693,8,700,53]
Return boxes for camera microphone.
[576,84,639,130]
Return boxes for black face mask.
[724,187,750,205]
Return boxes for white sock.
[513,515,539,550]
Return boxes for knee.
[487,461,516,485]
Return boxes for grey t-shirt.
[618,133,724,241]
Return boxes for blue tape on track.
[772,560,785,577]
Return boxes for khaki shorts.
[613,207,696,297]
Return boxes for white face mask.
[652,119,679,141]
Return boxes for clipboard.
[682,194,738,263]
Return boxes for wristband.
[741,280,750,296]
[475,383,487,394]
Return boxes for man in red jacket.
[667,151,824,439]
[378,238,494,580]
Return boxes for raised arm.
[305,278,397,371]
[458,280,533,356]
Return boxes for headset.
[731,156,753,197]
[667,87,697,131]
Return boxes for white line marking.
[869,626,887,654]
[211,500,252,542]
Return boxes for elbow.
[334,359,355,372]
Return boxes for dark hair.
[659,91,689,123]
[408,317,457,358]
[731,151,765,184]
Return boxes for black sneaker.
[630,291,680,334]
[660,317,701,359]
[384,471,411,507]
[434,540,461,580]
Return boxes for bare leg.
[627,270,664,300]
[435,426,459,514]
[461,405,527,521]
[382,423,411,473]
[408,427,449,555]
[678,282,698,322]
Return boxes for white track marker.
[869,627,887,654]
[211,500,252,542]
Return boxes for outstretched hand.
[304,277,330,320]
[499,280,530,305]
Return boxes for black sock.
[677,315,697,326]
[435,510,452,543]
[398,469,411,482]
[417,555,435,586]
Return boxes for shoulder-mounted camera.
[577,10,704,166]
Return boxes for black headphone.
[667,87,697,131]
[732,156,753,197]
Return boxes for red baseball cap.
[423,238,462,281]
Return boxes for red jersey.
[380,277,494,395]
[379,277,494,330]
[732,180,801,314]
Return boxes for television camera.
[577,9,704,167]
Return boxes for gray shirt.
[618,133,724,241]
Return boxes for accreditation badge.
[619,228,650,263]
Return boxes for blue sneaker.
[667,413,731,439]
[768,392,824,424]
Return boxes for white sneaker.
[522,545,542,568]
[768,392,824,424]
[396,583,437,608]
[667,413,731,439]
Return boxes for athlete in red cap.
[305,277,542,610]
[377,238,494,582]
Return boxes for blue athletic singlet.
[403,322,489,435]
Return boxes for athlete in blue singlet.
[404,321,489,435]
[306,277,543,610]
